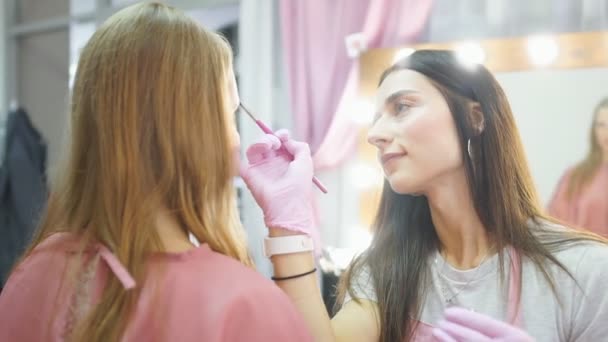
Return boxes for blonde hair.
[567,97,608,198]
[21,2,252,340]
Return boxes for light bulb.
[526,35,558,67]
[392,48,416,64]
[455,42,486,69]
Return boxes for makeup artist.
[240,50,608,342]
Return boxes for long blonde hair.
[21,2,252,340]
[567,97,608,198]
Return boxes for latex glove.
[432,307,534,342]
[240,130,319,246]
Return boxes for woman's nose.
[367,121,392,149]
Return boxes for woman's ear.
[468,102,485,136]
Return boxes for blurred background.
[1,0,607,311]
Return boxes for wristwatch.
[263,235,314,258]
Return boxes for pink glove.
[432,307,534,342]
[240,130,320,251]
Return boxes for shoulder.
[218,283,313,341]
[175,247,313,341]
[11,232,80,273]
[535,229,608,340]
[32,232,81,253]
[556,241,608,280]
[554,165,580,185]
[157,244,292,306]
[533,219,608,279]
[557,166,576,184]
[162,244,276,288]
[565,164,579,175]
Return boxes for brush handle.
[255,120,328,194]
[255,120,275,135]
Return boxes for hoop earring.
[467,139,472,159]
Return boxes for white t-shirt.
[345,224,608,341]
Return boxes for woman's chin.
[387,178,424,196]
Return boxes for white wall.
[19,31,70,177]
[15,0,70,178]
[0,4,5,113]
[496,68,608,206]
[0,1,7,157]
[238,0,282,276]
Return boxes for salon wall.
[238,0,291,275]
[17,0,71,178]
[496,67,608,206]
[19,31,70,177]
[0,4,6,118]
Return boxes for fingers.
[282,139,312,174]
[436,320,491,342]
[245,134,281,164]
[248,128,307,159]
[444,307,514,338]
[282,139,311,160]
[274,129,291,142]
[242,129,311,172]
[431,327,459,342]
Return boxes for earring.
[467,139,472,159]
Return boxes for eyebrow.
[384,89,417,105]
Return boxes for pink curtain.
[279,0,371,153]
[280,0,434,171]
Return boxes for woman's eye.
[394,102,411,115]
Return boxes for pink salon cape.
[0,233,313,341]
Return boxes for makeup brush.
[239,103,328,194]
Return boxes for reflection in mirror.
[548,97,608,237]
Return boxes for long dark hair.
[567,97,608,198]
[338,50,606,341]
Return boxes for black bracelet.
[271,268,317,281]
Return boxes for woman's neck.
[426,169,494,270]
[155,210,195,253]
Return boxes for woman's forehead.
[376,70,435,106]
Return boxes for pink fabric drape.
[280,0,371,153]
[280,0,435,171]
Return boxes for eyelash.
[394,102,411,115]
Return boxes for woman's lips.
[381,152,407,166]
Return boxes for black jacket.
[0,109,47,286]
